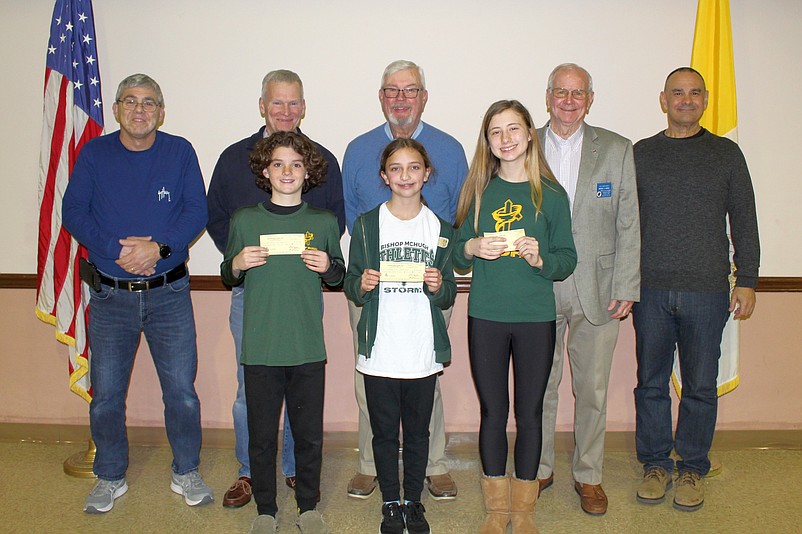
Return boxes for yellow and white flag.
[672,0,740,397]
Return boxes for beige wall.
[2,288,800,432]
[2,0,802,277]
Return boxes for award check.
[380,261,426,282]
[260,233,305,255]
[484,228,525,252]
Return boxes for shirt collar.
[262,126,302,139]
[383,121,424,140]
[547,123,584,150]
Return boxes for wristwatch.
[157,242,172,259]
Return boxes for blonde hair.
[455,100,558,232]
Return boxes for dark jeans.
[244,361,325,516]
[364,373,437,502]
[88,274,201,481]
[633,287,730,476]
[468,317,555,480]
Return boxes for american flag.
[36,0,104,402]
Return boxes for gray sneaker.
[297,509,330,534]
[170,470,214,506]
[673,470,704,512]
[637,466,672,504]
[84,477,128,514]
[249,514,278,534]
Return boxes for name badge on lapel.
[596,182,612,198]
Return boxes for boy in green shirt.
[221,131,344,534]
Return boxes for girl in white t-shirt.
[345,138,456,534]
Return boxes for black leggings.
[468,316,555,480]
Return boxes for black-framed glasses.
[117,97,161,112]
[381,87,422,99]
[550,88,590,100]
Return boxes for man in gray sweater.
[632,67,759,513]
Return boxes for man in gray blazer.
[536,63,640,515]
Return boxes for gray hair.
[261,69,304,100]
[547,63,593,93]
[115,74,164,105]
[381,60,426,89]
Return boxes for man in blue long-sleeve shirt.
[63,74,211,515]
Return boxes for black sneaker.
[380,502,406,534]
[403,501,431,534]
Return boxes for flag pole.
[64,438,96,478]
[668,0,738,478]
[39,0,105,478]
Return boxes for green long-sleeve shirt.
[221,202,344,366]
[454,177,577,322]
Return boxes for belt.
[100,263,187,292]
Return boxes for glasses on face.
[381,87,421,99]
[117,97,161,112]
[550,88,589,100]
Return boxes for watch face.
[160,243,171,259]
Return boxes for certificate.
[484,228,525,252]
[380,261,426,282]
[259,233,305,255]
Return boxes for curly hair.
[249,131,328,194]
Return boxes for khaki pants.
[538,274,620,485]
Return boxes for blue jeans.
[633,287,729,476]
[230,286,296,478]
[88,273,201,481]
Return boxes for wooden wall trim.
[755,277,802,292]
[0,273,37,289]
[3,273,801,292]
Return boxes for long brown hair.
[454,100,558,232]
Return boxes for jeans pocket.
[167,274,190,293]
[90,283,115,301]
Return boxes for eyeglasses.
[381,87,422,99]
[550,88,590,100]
[117,97,161,112]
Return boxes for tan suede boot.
[479,474,510,534]
[510,476,539,534]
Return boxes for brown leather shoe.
[347,473,377,499]
[426,473,458,500]
[538,474,554,496]
[574,482,608,515]
[222,476,252,508]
